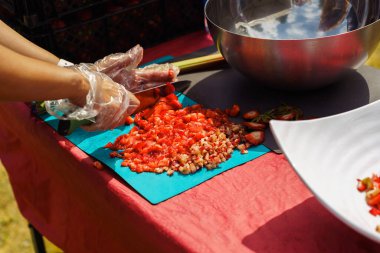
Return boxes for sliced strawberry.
[275,112,296,121]
[272,105,303,120]
[242,110,260,120]
[165,93,178,101]
[226,104,240,117]
[167,99,182,110]
[244,131,265,146]
[140,108,154,119]
[241,121,266,130]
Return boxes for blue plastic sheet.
[41,93,270,204]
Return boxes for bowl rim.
[269,99,380,244]
[204,0,380,41]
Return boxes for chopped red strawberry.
[165,93,178,101]
[367,192,380,206]
[163,94,182,109]
[93,161,104,170]
[370,207,380,216]
[125,116,134,125]
[357,179,367,192]
[163,82,175,95]
[153,87,161,96]
[109,151,121,158]
[104,142,114,149]
[107,98,250,175]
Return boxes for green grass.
[0,162,63,253]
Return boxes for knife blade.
[133,80,191,95]
[57,80,191,135]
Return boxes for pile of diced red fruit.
[104,83,303,175]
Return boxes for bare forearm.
[0,44,88,105]
[0,20,60,64]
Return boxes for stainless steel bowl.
[205,0,380,90]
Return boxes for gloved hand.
[92,44,180,92]
[45,63,140,131]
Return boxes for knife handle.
[58,119,91,135]
[172,53,225,73]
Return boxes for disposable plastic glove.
[92,44,180,92]
[45,63,140,131]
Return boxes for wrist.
[69,72,90,107]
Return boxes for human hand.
[93,44,180,92]
[45,63,140,131]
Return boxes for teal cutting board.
[41,93,269,204]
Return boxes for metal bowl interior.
[205,0,380,90]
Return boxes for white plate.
[269,100,380,243]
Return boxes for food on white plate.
[357,173,380,232]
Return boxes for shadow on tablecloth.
[241,197,378,253]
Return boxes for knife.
[57,80,191,135]
[133,79,191,94]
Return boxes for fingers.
[95,44,143,78]
[82,80,140,131]
[108,91,139,129]
[124,90,140,115]
[134,89,160,112]
[129,63,180,91]
[135,63,179,83]
[95,46,181,95]
[105,63,180,92]
[106,68,137,90]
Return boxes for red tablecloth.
[1,31,379,253]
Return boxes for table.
[1,30,380,253]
